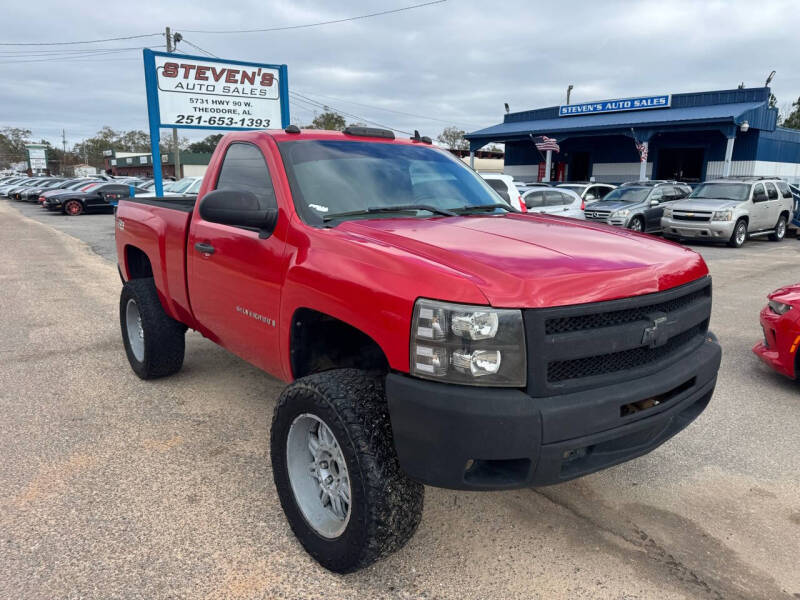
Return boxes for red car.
[753,284,800,378]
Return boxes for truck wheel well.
[125,246,153,279]
[780,210,790,222]
[290,308,389,379]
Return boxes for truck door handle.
[195,242,215,254]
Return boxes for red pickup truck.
[115,126,721,573]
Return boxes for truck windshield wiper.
[451,203,514,214]
[323,204,457,222]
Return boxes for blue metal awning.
[466,101,766,146]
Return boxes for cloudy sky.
[1,0,797,148]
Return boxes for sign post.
[142,49,290,196]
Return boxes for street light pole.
[166,26,181,180]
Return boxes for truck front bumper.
[661,217,734,241]
[386,335,720,490]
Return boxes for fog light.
[452,349,502,376]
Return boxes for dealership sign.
[142,49,289,194]
[559,94,670,117]
[26,145,47,170]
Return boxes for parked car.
[6,178,51,200]
[661,177,794,247]
[556,182,617,204]
[0,177,28,195]
[136,176,203,198]
[115,126,720,573]
[752,283,800,379]
[478,173,525,211]
[17,178,67,202]
[45,182,145,215]
[39,180,103,206]
[584,181,692,233]
[522,186,584,219]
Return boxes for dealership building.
[465,87,800,185]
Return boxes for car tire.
[728,218,748,248]
[769,215,787,242]
[628,216,644,233]
[120,277,186,379]
[271,368,424,574]
[63,199,84,216]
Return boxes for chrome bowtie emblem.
[642,313,669,348]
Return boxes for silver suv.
[661,177,795,248]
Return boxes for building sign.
[559,94,670,117]
[142,49,289,195]
[26,145,47,170]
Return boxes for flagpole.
[544,150,552,182]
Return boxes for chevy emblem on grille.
[642,313,669,348]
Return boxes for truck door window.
[215,142,277,210]
[752,183,766,202]
[765,182,779,200]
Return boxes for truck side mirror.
[200,189,278,237]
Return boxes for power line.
[0,46,165,64]
[179,39,218,58]
[0,33,163,46]
[179,1,446,34]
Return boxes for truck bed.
[122,196,197,212]
[116,196,196,328]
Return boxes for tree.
[0,127,33,169]
[437,126,468,151]
[783,96,800,130]
[305,111,346,131]
[188,134,223,154]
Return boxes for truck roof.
[248,127,434,147]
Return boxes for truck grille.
[523,277,712,396]
[673,212,711,222]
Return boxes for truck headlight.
[662,207,673,218]
[411,299,526,387]
[611,209,629,219]
[768,299,793,315]
[711,209,733,222]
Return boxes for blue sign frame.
[142,48,289,195]
[558,94,670,117]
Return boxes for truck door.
[750,183,769,230]
[763,182,781,229]
[187,141,287,378]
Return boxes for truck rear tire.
[769,215,787,241]
[120,278,185,379]
[270,368,424,573]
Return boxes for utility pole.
[566,84,574,105]
[166,26,181,180]
[62,129,67,175]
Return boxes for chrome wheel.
[776,219,786,239]
[125,298,145,362]
[286,413,351,538]
[735,222,747,245]
[629,217,643,232]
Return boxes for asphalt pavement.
[1,199,799,599]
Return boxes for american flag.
[636,142,648,162]
[532,135,560,153]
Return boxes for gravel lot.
[2,199,799,599]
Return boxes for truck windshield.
[689,183,749,201]
[278,140,512,224]
[601,187,650,203]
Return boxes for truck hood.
[338,213,708,307]
[670,198,740,212]
[585,200,638,212]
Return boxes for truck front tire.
[120,278,185,379]
[270,369,424,573]
[728,218,748,248]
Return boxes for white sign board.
[27,146,47,170]
[148,54,286,129]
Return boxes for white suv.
[479,173,525,211]
[661,177,794,248]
